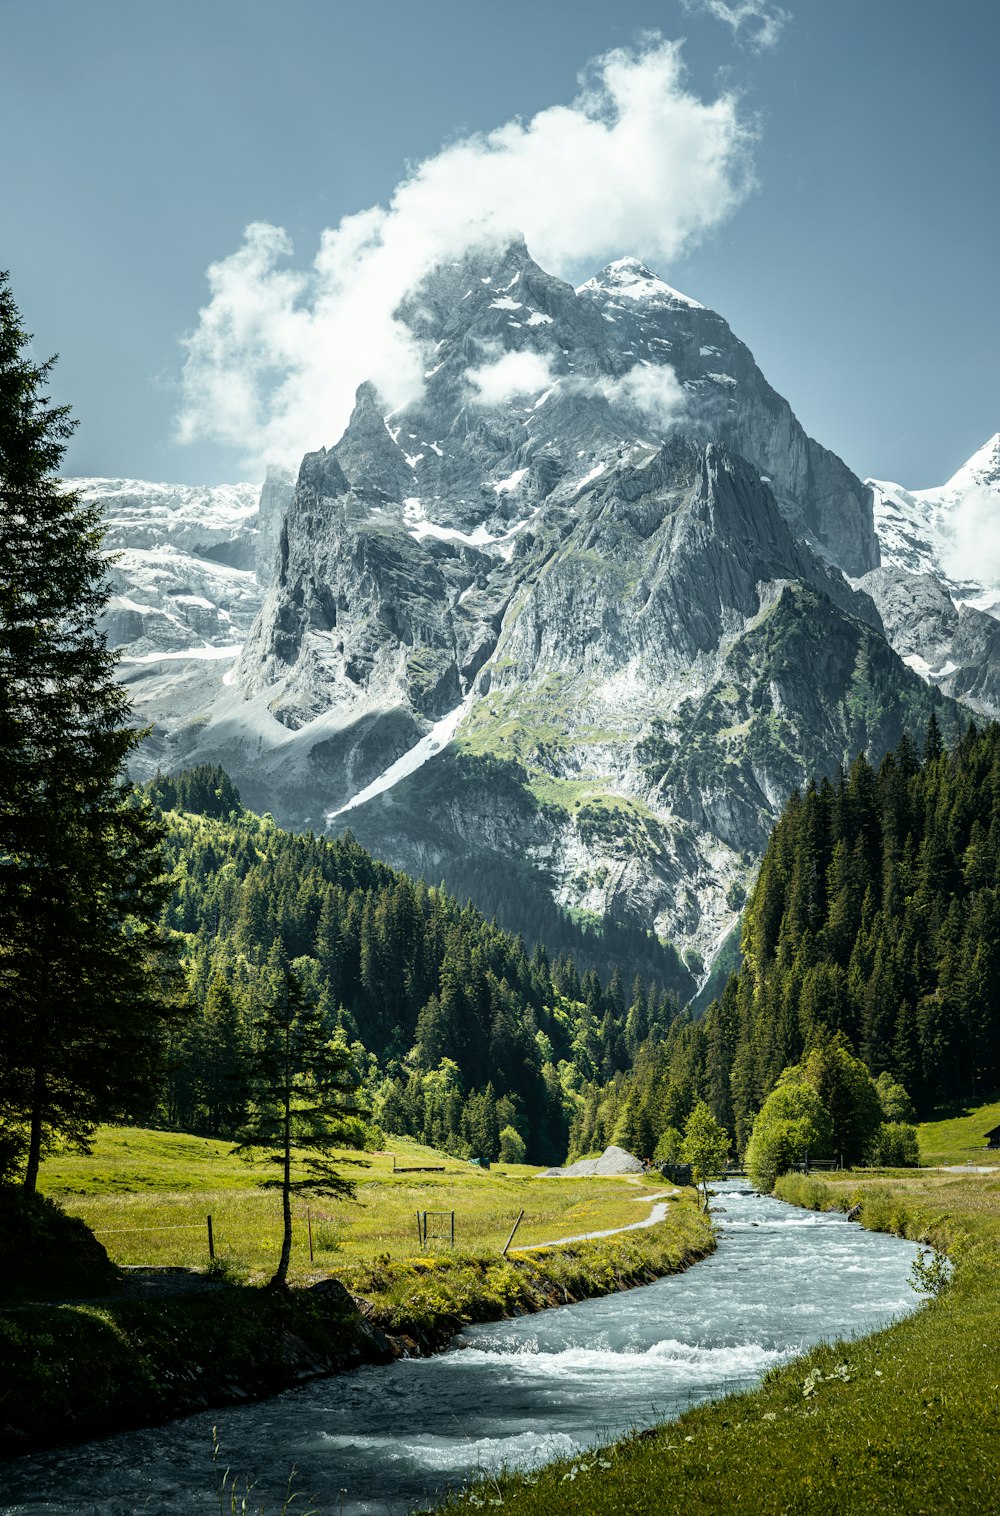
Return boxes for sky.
[3,0,997,489]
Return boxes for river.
[0,1184,919,1515]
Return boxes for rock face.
[68,473,294,784]
[862,435,1000,716]
[91,240,958,971]
[74,476,264,658]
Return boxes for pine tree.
[0,272,178,1189]
[236,944,366,1287]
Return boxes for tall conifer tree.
[0,273,176,1189]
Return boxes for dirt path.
[515,1190,679,1252]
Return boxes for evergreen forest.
[150,767,684,1164]
[572,717,1000,1166]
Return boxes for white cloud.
[941,487,1000,585]
[605,362,688,430]
[465,351,556,405]
[177,37,755,470]
[683,1,789,50]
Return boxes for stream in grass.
[1,1184,919,1515]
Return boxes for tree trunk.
[23,1063,45,1195]
[271,1091,293,1288]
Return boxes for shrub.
[498,1127,527,1164]
[866,1121,919,1168]
[0,1188,118,1300]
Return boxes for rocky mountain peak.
[862,431,1000,718]
[577,255,704,310]
[89,239,920,972]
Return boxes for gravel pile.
[537,1144,644,1178]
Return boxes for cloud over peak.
[177,37,756,471]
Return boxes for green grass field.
[39,1126,668,1284]
[916,1095,1000,1165]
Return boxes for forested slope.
[148,767,684,1164]
[571,718,1000,1159]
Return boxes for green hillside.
[141,767,685,1165]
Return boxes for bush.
[866,1122,919,1168]
[0,1188,118,1300]
[499,1126,527,1164]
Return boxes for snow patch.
[574,461,607,490]
[119,643,243,666]
[327,697,472,820]
[492,468,529,495]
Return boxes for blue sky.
[3,0,997,488]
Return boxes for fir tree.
[236,945,366,1288]
[0,272,178,1189]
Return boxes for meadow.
[39,1126,669,1283]
[915,1095,1000,1165]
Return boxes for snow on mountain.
[576,256,705,310]
[870,434,1000,613]
[70,471,297,665]
[77,477,261,555]
[861,434,1000,716]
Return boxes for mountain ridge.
[74,239,962,971]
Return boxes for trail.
[515,1190,678,1251]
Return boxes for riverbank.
[434,1170,999,1516]
[1,1193,712,1457]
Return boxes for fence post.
[307,1207,314,1263]
[206,1214,215,1263]
[416,1210,422,1245]
[450,1210,455,1249]
[502,1209,525,1257]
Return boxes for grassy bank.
[434,1168,1000,1515]
[336,1196,713,1351]
[0,1277,390,1456]
[3,1131,712,1455]
[40,1126,668,1282]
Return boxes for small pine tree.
[236,946,367,1288]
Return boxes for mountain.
[860,435,1000,715]
[69,468,295,766]
[84,239,957,973]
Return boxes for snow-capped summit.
[935,432,1000,500]
[859,433,1000,721]
[577,256,704,309]
[869,432,1000,610]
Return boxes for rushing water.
[1,1185,918,1515]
